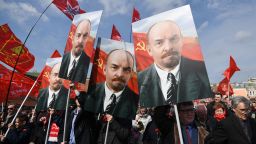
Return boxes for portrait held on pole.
[59,11,103,86]
[132,5,212,107]
[84,38,139,120]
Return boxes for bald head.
[146,20,183,71]
[49,63,62,91]
[104,49,134,92]
[72,19,91,57]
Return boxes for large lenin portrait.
[84,38,139,120]
[132,5,212,107]
[59,11,103,88]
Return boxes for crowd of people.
[0,93,255,144]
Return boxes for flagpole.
[4,77,40,137]
[174,104,184,144]
[3,1,53,122]
[62,86,71,143]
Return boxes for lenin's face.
[72,20,91,57]
[147,21,183,71]
[49,63,62,91]
[104,50,134,93]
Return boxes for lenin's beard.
[162,51,180,69]
[110,77,126,92]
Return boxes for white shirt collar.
[103,82,124,111]
[154,62,180,82]
[70,51,81,65]
[47,87,60,107]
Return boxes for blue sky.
[0,0,255,83]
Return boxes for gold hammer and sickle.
[135,41,146,51]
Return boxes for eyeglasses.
[237,108,251,114]
[179,108,195,113]
[8,108,14,110]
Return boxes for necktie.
[105,94,117,114]
[185,126,192,144]
[166,73,177,104]
[49,93,56,109]
[68,59,76,80]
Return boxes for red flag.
[223,56,240,80]
[0,24,35,73]
[217,77,234,96]
[0,64,40,102]
[111,25,122,41]
[132,7,141,23]
[53,0,85,20]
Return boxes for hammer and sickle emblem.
[43,71,50,79]
[96,58,103,69]
[135,41,146,51]
[69,31,73,40]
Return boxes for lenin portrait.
[132,5,212,107]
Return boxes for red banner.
[132,7,141,23]
[223,56,240,80]
[0,24,35,73]
[111,25,122,41]
[217,77,234,96]
[0,64,39,103]
[53,0,85,20]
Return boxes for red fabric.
[0,24,35,73]
[52,0,85,20]
[217,77,234,96]
[111,25,122,41]
[0,64,40,102]
[132,7,141,23]
[223,56,240,80]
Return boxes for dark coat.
[4,123,32,144]
[209,113,256,144]
[59,51,90,84]
[84,83,139,120]
[97,117,132,144]
[36,86,68,111]
[65,108,98,144]
[138,57,211,107]
[31,86,68,144]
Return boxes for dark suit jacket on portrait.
[36,86,68,111]
[84,83,139,120]
[59,51,90,84]
[31,86,68,144]
[138,56,211,107]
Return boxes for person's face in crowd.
[104,50,134,93]
[140,108,147,116]
[15,118,25,129]
[214,94,222,103]
[147,21,183,71]
[215,107,225,115]
[7,105,15,115]
[179,104,195,125]
[252,102,256,110]
[49,63,62,91]
[233,102,250,121]
[72,20,91,57]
